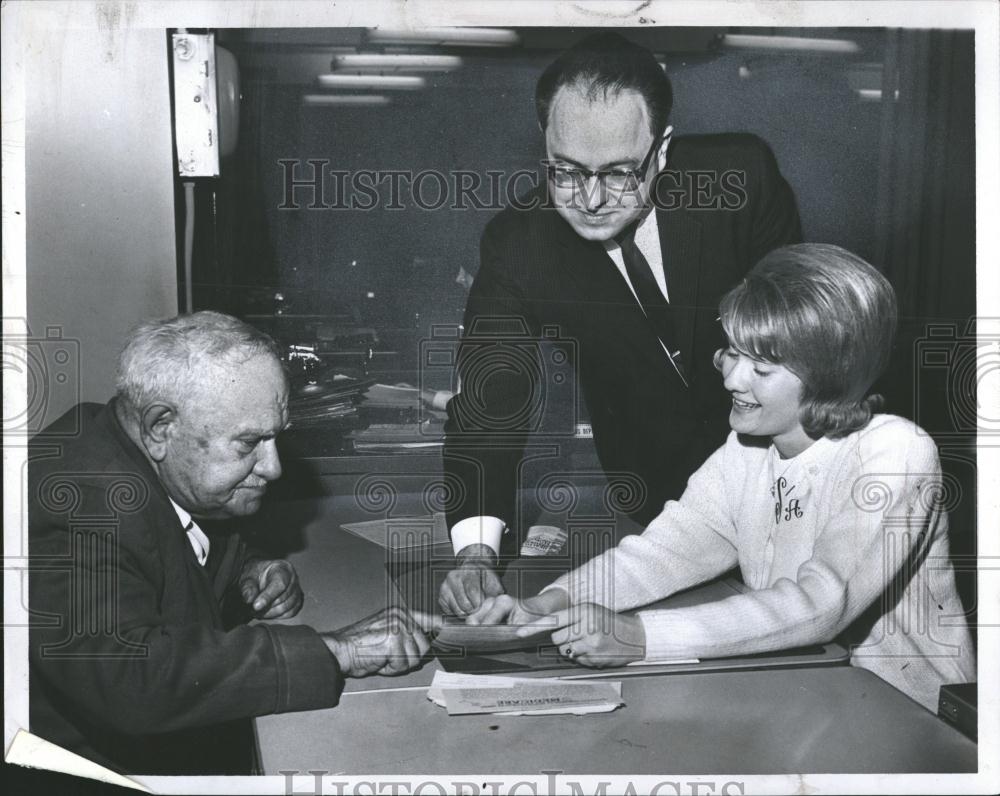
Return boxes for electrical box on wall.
[171,32,220,177]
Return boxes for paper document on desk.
[363,383,421,407]
[432,617,551,653]
[427,671,623,716]
[340,513,450,550]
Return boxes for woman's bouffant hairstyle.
[716,243,897,439]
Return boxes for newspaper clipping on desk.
[427,671,624,716]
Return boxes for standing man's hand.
[321,606,432,677]
[438,544,505,616]
[240,558,304,619]
[466,589,570,626]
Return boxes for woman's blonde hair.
[716,243,897,438]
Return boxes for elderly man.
[440,32,801,615]
[29,311,429,774]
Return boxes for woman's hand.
[519,602,646,668]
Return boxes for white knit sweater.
[546,415,975,710]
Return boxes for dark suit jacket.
[28,401,344,774]
[444,133,801,541]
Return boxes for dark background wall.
[210,28,891,350]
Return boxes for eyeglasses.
[545,132,665,193]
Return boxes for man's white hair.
[115,311,283,417]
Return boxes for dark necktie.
[615,221,688,386]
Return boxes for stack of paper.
[426,671,624,716]
[360,384,448,424]
[431,617,551,653]
[347,420,446,452]
[340,513,450,550]
[287,375,370,430]
[362,383,423,408]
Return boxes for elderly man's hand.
[322,606,432,678]
[239,559,304,620]
[438,545,504,616]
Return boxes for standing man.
[29,311,430,774]
[440,32,801,614]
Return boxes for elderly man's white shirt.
[169,498,211,566]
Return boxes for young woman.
[469,243,975,711]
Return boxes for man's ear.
[656,125,674,172]
[139,403,176,462]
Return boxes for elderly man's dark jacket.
[28,401,344,774]
[444,134,802,542]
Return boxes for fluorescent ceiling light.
[317,74,425,90]
[303,94,391,106]
[365,27,519,47]
[720,34,860,54]
[331,54,464,72]
[857,88,899,102]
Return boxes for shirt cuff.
[451,516,506,556]
[430,390,454,411]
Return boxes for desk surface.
[251,496,977,775]
[258,667,976,775]
[248,496,843,691]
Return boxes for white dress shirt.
[601,208,669,302]
[169,498,211,566]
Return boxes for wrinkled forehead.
[545,83,653,163]
[180,353,288,430]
